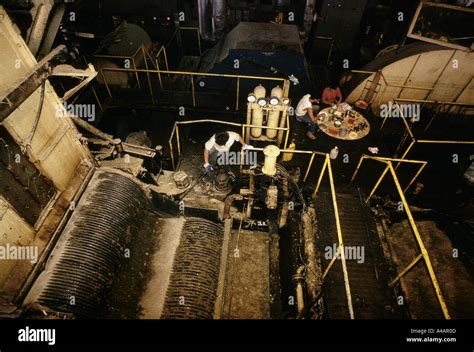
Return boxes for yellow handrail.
[351,155,451,319]
[379,101,474,165]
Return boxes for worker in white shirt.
[203,131,252,172]
[295,93,321,140]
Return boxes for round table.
[316,106,370,140]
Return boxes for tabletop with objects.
[316,103,370,140]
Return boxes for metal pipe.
[142,46,154,104]
[132,57,141,88]
[99,67,285,81]
[350,155,367,184]
[212,0,227,38]
[404,162,427,193]
[198,0,211,40]
[327,155,355,319]
[313,157,328,197]
[303,152,315,183]
[366,163,390,203]
[389,253,423,287]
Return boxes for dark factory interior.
[0,0,473,327]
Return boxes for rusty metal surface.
[0,126,55,225]
[27,170,150,318]
[160,218,224,319]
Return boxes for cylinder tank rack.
[251,84,266,138]
[266,85,283,139]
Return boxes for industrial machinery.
[1,1,473,327]
[246,84,291,145]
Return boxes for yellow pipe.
[176,119,242,127]
[327,154,355,319]
[395,98,474,107]
[155,59,163,89]
[389,84,434,90]
[366,162,390,203]
[131,57,141,89]
[169,140,175,170]
[417,140,474,144]
[322,248,339,282]
[313,156,328,197]
[370,155,426,164]
[168,122,177,149]
[236,77,240,111]
[132,45,143,61]
[91,86,103,112]
[176,124,181,157]
[141,46,154,104]
[387,162,451,319]
[163,46,170,72]
[403,162,427,193]
[99,67,285,81]
[244,123,287,131]
[396,139,416,169]
[142,45,158,70]
[350,155,367,184]
[303,153,315,183]
[350,69,378,74]
[99,70,112,98]
[283,111,290,150]
[395,102,415,139]
[389,253,423,287]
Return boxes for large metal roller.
[160,218,224,319]
[33,170,151,318]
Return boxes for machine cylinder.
[266,86,283,138]
[262,145,281,176]
[251,85,266,138]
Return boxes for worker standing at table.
[295,93,321,140]
[321,85,343,106]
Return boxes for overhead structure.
[343,43,474,116]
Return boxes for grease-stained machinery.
[0,6,320,319]
[1,2,473,321]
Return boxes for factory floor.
[92,92,473,320]
[220,229,272,319]
[388,220,474,319]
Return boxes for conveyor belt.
[315,190,403,319]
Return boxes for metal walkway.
[315,189,406,319]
